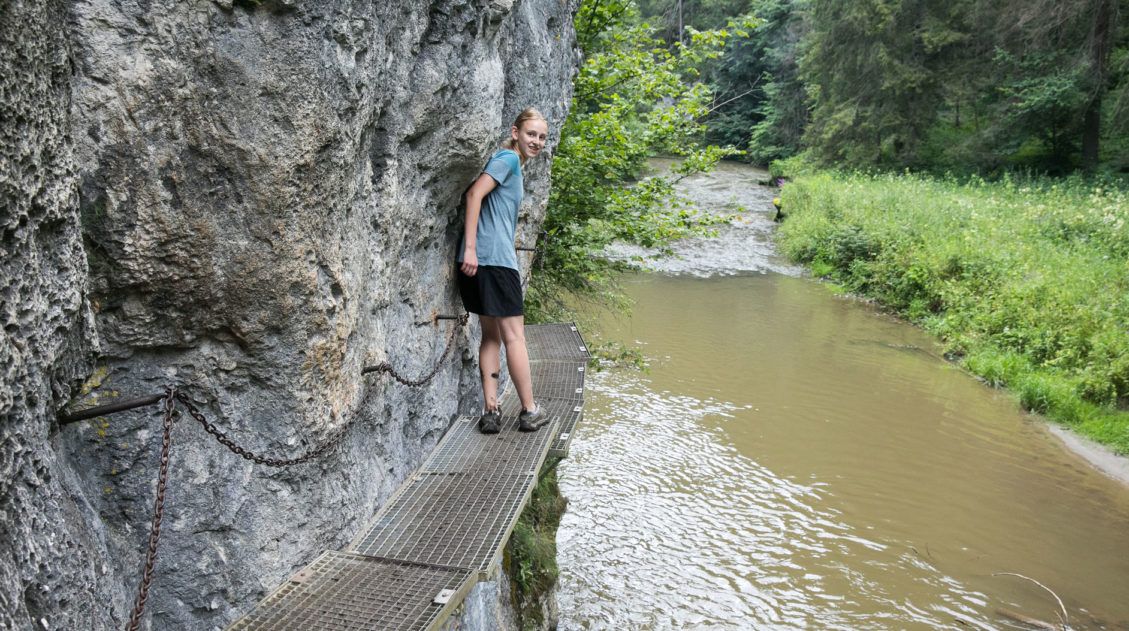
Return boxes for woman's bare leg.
[498,315,535,411]
[479,315,503,411]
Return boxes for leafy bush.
[505,462,568,631]
[768,153,813,179]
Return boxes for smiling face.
[511,118,549,161]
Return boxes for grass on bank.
[774,162,1129,454]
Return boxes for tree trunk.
[1081,0,1116,169]
[1082,97,1101,168]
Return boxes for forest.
[641,0,1128,173]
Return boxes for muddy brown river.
[555,162,1129,630]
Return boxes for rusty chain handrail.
[180,314,467,465]
[176,393,354,467]
[126,387,177,631]
[363,312,468,387]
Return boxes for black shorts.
[456,264,524,317]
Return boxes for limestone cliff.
[1,1,100,628]
[0,0,578,628]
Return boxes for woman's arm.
[460,172,499,277]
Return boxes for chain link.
[174,313,467,467]
[126,387,177,631]
[363,312,468,387]
[176,393,349,467]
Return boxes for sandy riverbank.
[1049,425,1129,487]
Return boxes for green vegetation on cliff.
[776,164,1129,452]
[504,461,568,631]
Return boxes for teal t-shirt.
[458,149,523,271]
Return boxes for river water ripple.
[602,159,803,277]
[556,162,1129,630]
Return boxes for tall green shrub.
[528,0,753,321]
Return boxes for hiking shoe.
[478,409,501,434]
[518,403,546,432]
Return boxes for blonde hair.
[501,107,548,161]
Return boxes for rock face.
[1,1,100,629]
[1,0,578,628]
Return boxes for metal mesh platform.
[421,415,557,475]
[228,551,473,631]
[526,323,590,363]
[349,471,537,573]
[495,395,582,458]
[228,322,587,631]
[528,361,586,401]
[525,323,588,457]
[548,406,583,458]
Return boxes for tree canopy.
[639,0,1129,173]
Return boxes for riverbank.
[775,166,1129,456]
[1048,425,1129,486]
[505,460,567,630]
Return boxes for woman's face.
[512,119,549,160]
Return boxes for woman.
[457,108,549,434]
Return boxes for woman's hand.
[461,248,478,277]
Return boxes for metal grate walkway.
[228,323,587,631]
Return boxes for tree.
[636,0,809,164]
[631,0,1129,172]
[528,0,752,320]
[636,0,750,43]
[1082,0,1120,167]
[800,0,974,166]
[743,0,809,163]
[953,0,1124,172]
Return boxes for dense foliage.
[640,0,1129,173]
[526,0,753,321]
[777,166,1129,452]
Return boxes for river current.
[554,161,1129,630]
